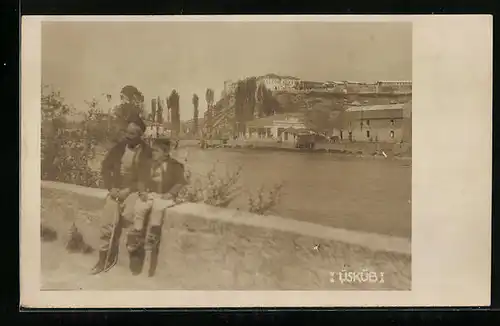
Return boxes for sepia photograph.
[21,15,492,307]
[39,20,412,291]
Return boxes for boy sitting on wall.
[133,137,188,275]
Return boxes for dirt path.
[42,242,165,290]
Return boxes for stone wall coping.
[41,181,411,255]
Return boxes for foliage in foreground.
[176,160,283,216]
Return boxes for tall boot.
[127,229,145,276]
[90,249,108,275]
[145,226,162,277]
[129,248,145,276]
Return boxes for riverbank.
[178,139,412,161]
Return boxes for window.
[366,130,370,138]
[366,120,370,126]
[390,119,395,126]
[390,130,395,139]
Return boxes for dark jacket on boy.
[148,156,187,197]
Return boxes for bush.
[176,160,283,215]
[42,132,104,188]
[176,162,243,208]
[248,183,284,215]
[41,88,120,188]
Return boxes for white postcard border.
[20,15,492,308]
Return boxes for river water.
[173,146,411,238]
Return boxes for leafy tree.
[255,82,280,117]
[41,87,102,187]
[41,85,73,133]
[233,78,259,134]
[151,98,157,122]
[168,90,181,136]
[233,81,246,134]
[157,96,164,124]
[204,88,215,136]
[245,77,257,121]
[192,93,199,136]
[205,88,215,108]
[120,85,144,107]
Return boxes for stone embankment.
[41,181,411,290]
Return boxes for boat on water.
[199,137,229,149]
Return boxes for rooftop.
[377,80,412,84]
[261,73,300,80]
[246,113,306,128]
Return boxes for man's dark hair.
[127,114,146,133]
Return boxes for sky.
[42,21,412,121]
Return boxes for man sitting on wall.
[90,114,153,275]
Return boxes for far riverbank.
[177,139,412,161]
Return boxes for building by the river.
[245,113,316,142]
[342,101,412,143]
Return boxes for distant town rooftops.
[261,73,300,80]
[345,103,407,112]
[377,80,412,83]
[225,75,411,86]
[246,113,305,128]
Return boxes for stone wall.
[41,181,411,290]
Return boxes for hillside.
[208,87,412,135]
[274,90,411,112]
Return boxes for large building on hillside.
[223,75,412,95]
[342,102,412,143]
[256,74,301,92]
[224,80,238,94]
[224,74,302,94]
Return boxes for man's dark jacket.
[101,140,153,193]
